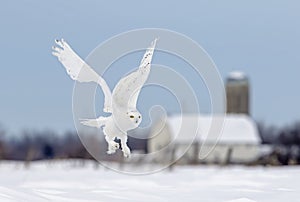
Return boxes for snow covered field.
[0,160,299,202]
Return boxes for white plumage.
[52,38,157,157]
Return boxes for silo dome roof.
[227,71,248,81]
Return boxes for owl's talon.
[107,141,119,154]
[107,150,116,154]
[122,146,131,158]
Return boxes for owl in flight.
[52,38,157,158]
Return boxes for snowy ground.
[0,160,299,202]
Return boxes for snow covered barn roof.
[167,114,260,144]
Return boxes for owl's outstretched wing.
[112,38,157,109]
[52,39,112,113]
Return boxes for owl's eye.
[130,115,134,119]
[138,116,141,119]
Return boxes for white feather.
[112,38,157,109]
[52,39,112,113]
[80,117,107,128]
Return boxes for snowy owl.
[52,38,157,157]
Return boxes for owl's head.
[127,110,142,126]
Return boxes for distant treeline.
[257,121,300,165]
[258,121,300,145]
[0,130,90,161]
[0,121,300,165]
[0,128,148,162]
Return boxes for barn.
[148,114,261,164]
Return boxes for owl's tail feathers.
[80,116,107,128]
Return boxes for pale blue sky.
[0,0,299,134]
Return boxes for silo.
[226,71,250,115]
